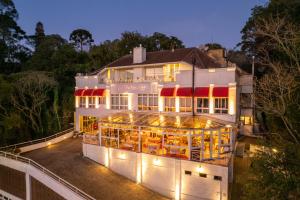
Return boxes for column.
[228,83,236,115]
[106,89,110,109]
[25,173,31,200]
[75,96,79,108]
[188,132,192,160]
[175,97,180,112]
[209,84,214,114]
[136,153,142,184]
[201,130,204,161]
[138,127,141,152]
[95,95,99,109]
[218,130,221,158]
[85,96,89,108]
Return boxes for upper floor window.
[145,67,163,81]
[99,96,106,105]
[111,94,128,110]
[138,94,158,111]
[88,97,96,108]
[80,97,86,108]
[179,97,192,112]
[197,98,209,113]
[164,97,175,112]
[214,98,228,114]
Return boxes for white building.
[74,46,253,200]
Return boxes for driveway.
[23,138,168,200]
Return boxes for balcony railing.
[99,75,175,84]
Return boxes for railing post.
[25,173,31,200]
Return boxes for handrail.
[0,128,74,152]
[0,151,95,200]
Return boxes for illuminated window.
[145,67,163,81]
[79,97,86,108]
[164,97,175,112]
[180,97,192,112]
[196,98,209,113]
[88,97,95,108]
[240,116,253,125]
[138,94,158,111]
[98,96,106,105]
[214,98,228,114]
[81,116,98,133]
[111,94,128,110]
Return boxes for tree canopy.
[69,29,94,52]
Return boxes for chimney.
[133,44,146,64]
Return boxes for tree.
[0,0,30,73]
[34,21,45,47]
[69,29,94,52]
[11,72,57,135]
[242,16,300,199]
[205,43,223,50]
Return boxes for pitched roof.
[90,47,222,75]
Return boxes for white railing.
[0,151,95,200]
[0,128,74,153]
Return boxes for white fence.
[0,151,95,200]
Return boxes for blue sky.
[14,0,267,49]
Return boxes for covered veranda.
[83,112,235,162]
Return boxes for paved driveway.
[23,138,168,200]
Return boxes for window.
[214,98,228,114]
[145,67,163,81]
[240,116,253,125]
[180,97,192,112]
[88,97,95,108]
[98,96,106,105]
[199,173,207,178]
[197,98,209,113]
[80,97,86,108]
[138,94,158,111]
[111,94,128,110]
[164,97,175,112]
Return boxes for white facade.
[74,47,253,200]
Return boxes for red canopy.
[92,88,105,96]
[213,87,228,97]
[160,88,175,97]
[82,89,94,96]
[176,87,193,97]
[74,89,85,96]
[194,87,209,97]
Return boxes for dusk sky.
[14,0,267,49]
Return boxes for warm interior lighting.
[205,120,212,129]
[196,165,204,173]
[153,158,160,166]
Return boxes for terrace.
[83,112,235,165]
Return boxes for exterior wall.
[83,144,231,200]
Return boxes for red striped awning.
[213,87,228,97]
[194,87,209,97]
[82,89,94,96]
[160,88,175,97]
[74,89,85,96]
[177,87,193,97]
[92,88,105,96]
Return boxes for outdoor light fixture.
[47,142,52,146]
[153,158,160,166]
[118,153,126,160]
[196,165,204,173]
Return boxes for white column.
[85,96,89,108]
[138,127,141,152]
[201,130,204,161]
[95,96,99,109]
[209,84,214,114]
[175,97,180,112]
[75,96,79,108]
[228,83,236,115]
[25,173,31,200]
[218,130,221,158]
[136,153,142,184]
[106,89,111,109]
